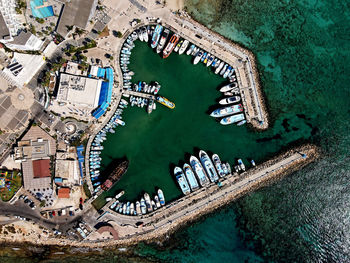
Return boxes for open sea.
[2,0,350,262]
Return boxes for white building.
[4,31,43,51]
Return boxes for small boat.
[156,28,170,53]
[158,189,165,206]
[210,104,244,118]
[183,163,200,191]
[163,34,179,58]
[206,55,214,67]
[212,154,225,178]
[179,40,189,55]
[220,64,228,75]
[223,66,232,78]
[138,29,144,41]
[200,150,219,182]
[215,61,224,74]
[151,200,157,210]
[190,156,210,187]
[220,113,245,125]
[191,47,199,56]
[219,96,241,105]
[144,193,153,212]
[238,159,246,171]
[154,195,161,208]
[115,191,125,199]
[174,39,183,52]
[237,120,247,126]
[186,44,195,55]
[174,167,191,195]
[142,27,148,42]
[118,203,124,213]
[131,31,138,40]
[201,52,207,62]
[136,201,142,215]
[110,200,119,210]
[193,50,203,65]
[126,201,130,215]
[156,96,175,109]
[203,53,210,64]
[140,198,147,214]
[130,203,135,215]
[251,160,256,166]
[226,162,232,174]
[147,99,154,114]
[122,203,127,214]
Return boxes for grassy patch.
[0,170,22,202]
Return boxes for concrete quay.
[90,144,318,244]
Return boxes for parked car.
[48,212,53,218]
[58,211,62,216]
[52,211,56,216]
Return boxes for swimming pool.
[30,0,54,18]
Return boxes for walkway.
[124,90,156,100]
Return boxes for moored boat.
[163,34,180,58]
[199,150,219,182]
[140,198,147,214]
[179,40,189,54]
[212,154,225,177]
[174,167,191,195]
[144,193,153,212]
[156,96,175,109]
[219,96,241,105]
[156,28,170,53]
[193,50,203,65]
[174,39,183,52]
[136,201,142,215]
[220,113,245,125]
[210,104,243,118]
[190,156,210,187]
[215,61,224,74]
[101,161,129,191]
[154,195,161,208]
[183,163,200,191]
[238,159,246,171]
[186,44,195,55]
[158,189,165,206]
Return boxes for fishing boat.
[174,167,191,195]
[190,156,210,187]
[183,163,200,191]
[212,154,225,177]
[151,24,163,48]
[220,113,245,125]
[156,96,175,109]
[156,28,170,53]
[179,40,189,54]
[158,189,165,206]
[140,198,147,214]
[136,201,142,215]
[174,39,183,52]
[144,193,153,212]
[193,50,203,65]
[163,34,179,58]
[210,104,243,118]
[200,150,219,182]
[101,161,129,191]
[219,96,241,105]
[186,44,195,55]
[238,159,246,171]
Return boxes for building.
[4,31,43,51]
[14,126,56,191]
[0,12,11,41]
[56,0,98,38]
[57,187,70,198]
[56,73,102,108]
[0,0,21,40]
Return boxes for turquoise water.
[30,0,54,18]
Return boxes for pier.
[123,90,156,100]
[90,145,318,244]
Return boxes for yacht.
[199,150,219,182]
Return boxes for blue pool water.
[30,0,54,18]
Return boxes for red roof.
[32,159,51,178]
[57,188,70,198]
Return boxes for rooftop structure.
[14,126,56,162]
[32,159,51,178]
[55,159,80,185]
[2,52,46,86]
[21,159,51,190]
[4,31,43,51]
[0,0,22,39]
[56,0,98,38]
[57,187,70,198]
[0,12,11,41]
[56,73,102,108]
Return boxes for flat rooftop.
[0,12,10,40]
[57,73,102,108]
[56,0,98,37]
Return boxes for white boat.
[190,156,210,187]
[144,193,153,212]
[220,82,239,93]
[183,163,200,191]
[154,195,161,208]
[193,50,203,65]
[220,113,245,125]
[179,40,189,55]
[219,96,241,105]
[158,189,165,206]
[115,191,125,199]
[174,167,191,195]
[212,154,226,178]
[142,27,148,42]
[220,64,228,75]
[215,61,224,74]
[130,203,135,215]
[136,201,142,215]
[140,198,147,214]
[199,150,219,183]
[138,29,144,41]
[186,44,195,55]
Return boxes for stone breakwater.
[0,145,319,249]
